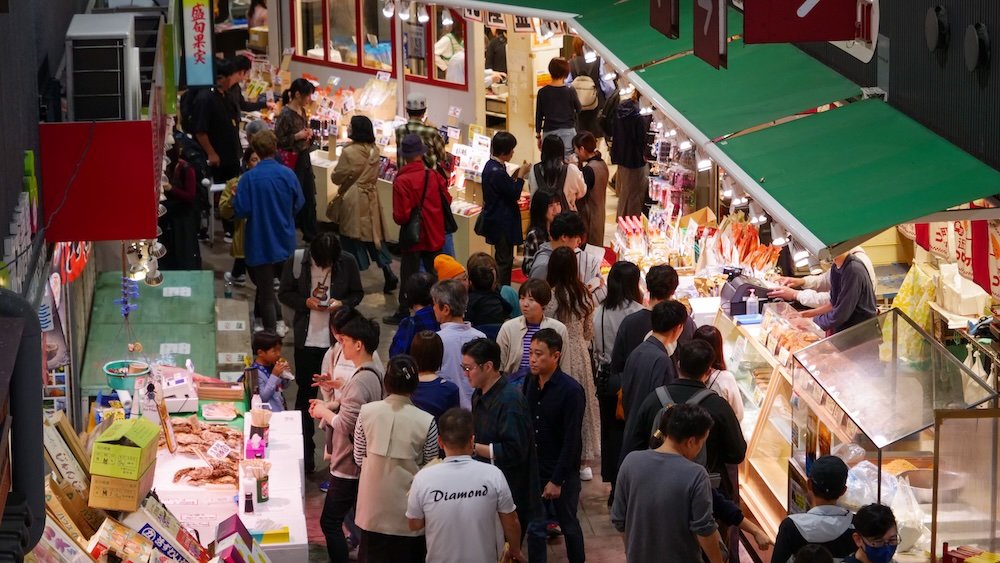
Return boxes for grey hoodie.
[528,243,607,304]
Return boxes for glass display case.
[789,309,997,517]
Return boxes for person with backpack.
[568,38,609,140]
[610,89,653,218]
[612,403,726,563]
[534,57,581,157]
[619,300,687,424]
[278,233,364,472]
[620,340,747,501]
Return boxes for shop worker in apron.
[770,455,856,563]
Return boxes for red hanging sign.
[650,0,680,39]
[693,0,727,68]
[743,0,857,44]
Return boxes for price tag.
[376,136,391,147]
[446,127,461,142]
[448,105,462,119]
[220,371,243,383]
[160,343,191,355]
[777,347,791,367]
[206,440,232,460]
[218,352,248,365]
[163,286,192,297]
[343,97,356,113]
[473,134,492,151]
[283,47,295,56]
[218,320,247,332]
[376,71,391,82]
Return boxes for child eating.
[251,331,293,411]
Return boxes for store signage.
[743,0,856,44]
[486,12,507,30]
[52,242,92,284]
[181,0,214,87]
[901,217,1000,302]
[650,0,680,39]
[464,9,483,22]
[693,0,727,68]
[512,15,533,33]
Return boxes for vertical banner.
[181,0,214,86]
[693,0,727,68]
[650,0,680,39]
[743,0,856,44]
[988,220,1000,301]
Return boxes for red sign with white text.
[693,0,727,68]
[650,0,680,39]
[744,0,856,44]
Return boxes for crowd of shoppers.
[172,43,889,563]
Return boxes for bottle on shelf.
[745,289,759,315]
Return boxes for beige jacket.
[496,316,569,375]
[330,142,384,245]
[354,394,436,536]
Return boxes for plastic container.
[103,360,151,391]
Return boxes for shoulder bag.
[440,181,458,234]
[398,170,430,248]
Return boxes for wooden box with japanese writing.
[89,462,155,512]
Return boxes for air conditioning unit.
[65,13,142,121]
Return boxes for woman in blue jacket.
[480,132,530,286]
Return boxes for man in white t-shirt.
[407,408,526,563]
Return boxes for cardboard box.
[90,463,155,512]
[91,418,160,479]
[122,494,211,563]
[248,26,268,50]
[88,518,155,562]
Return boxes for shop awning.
[631,40,860,140]
[714,99,1000,256]
[459,0,742,69]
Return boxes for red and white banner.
[743,0,856,44]
[901,217,1000,302]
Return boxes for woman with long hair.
[527,135,585,211]
[545,246,600,480]
[592,261,644,496]
[521,190,561,276]
[275,78,319,241]
[330,115,399,293]
[353,355,439,561]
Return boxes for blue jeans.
[527,473,585,563]
[543,128,577,157]
[417,233,454,273]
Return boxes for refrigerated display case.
[789,308,996,519]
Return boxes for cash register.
[720,269,773,316]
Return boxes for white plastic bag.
[842,461,898,510]
[892,476,929,553]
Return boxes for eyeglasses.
[863,536,900,549]
[461,363,481,373]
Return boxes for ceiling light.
[679,140,692,151]
[792,243,810,267]
[668,129,677,137]
[731,183,748,206]
[749,202,765,225]
[619,84,635,96]
[639,106,653,115]
[381,0,394,18]
[440,8,453,26]
[399,1,411,21]
[771,222,789,246]
[584,50,597,63]
[808,256,824,275]
[416,3,429,23]
[697,159,712,171]
[602,72,616,81]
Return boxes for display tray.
[89,270,216,325]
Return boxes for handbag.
[398,170,430,249]
[473,213,486,236]
[594,309,626,421]
[277,148,299,170]
[440,184,458,234]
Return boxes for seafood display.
[173,459,239,486]
[160,415,243,486]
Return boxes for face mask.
[863,543,896,563]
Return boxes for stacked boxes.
[121,494,211,563]
[89,418,159,511]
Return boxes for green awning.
[470,0,742,68]
[634,40,859,140]
[716,99,1000,251]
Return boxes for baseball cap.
[406,92,428,112]
[809,455,849,498]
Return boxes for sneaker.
[275,320,289,338]
[224,272,247,287]
[383,274,399,294]
[382,312,406,326]
[318,480,330,493]
[546,522,562,537]
[579,466,593,481]
[273,277,281,291]
[253,320,264,333]
[197,231,210,242]
[223,233,233,244]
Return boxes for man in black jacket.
[620,340,747,499]
[770,456,855,563]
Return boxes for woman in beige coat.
[329,115,399,293]
[353,355,438,562]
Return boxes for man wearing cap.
[396,93,449,174]
[384,134,451,326]
[770,455,856,563]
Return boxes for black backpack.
[650,386,716,470]
[599,89,621,142]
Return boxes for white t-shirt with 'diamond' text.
[406,455,516,563]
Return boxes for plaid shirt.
[395,119,448,171]
[471,375,542,520]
